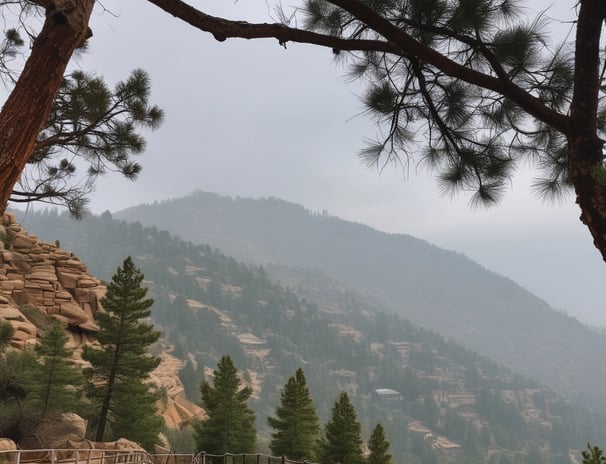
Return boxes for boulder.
[0,438,17,464]
[0,306,23,321]
[58,301,89,325]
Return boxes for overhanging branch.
[145,0,399,54]
[145,0,571,136]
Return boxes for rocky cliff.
[0,212,202,429]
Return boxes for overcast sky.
[26,0,606,326]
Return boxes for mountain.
[13,208,606,464]
[108,191,606,412]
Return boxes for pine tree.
[268,368,320,460]
[82,256,162,445]
[320,391,364,464]
[31,321,84,417]
[6,0,606,262]
[109,379,165,451]
[367,424,392,464]
[11,65,164,217]
[193,355,256,454]
[0,350,38,438]
[582,444,606,464]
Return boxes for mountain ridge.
[110,190,606,411]
[14,207,606,463]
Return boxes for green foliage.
[581,443,606,464]
[0,350,38,439]
[583,445,606,464]
[0,321,14,350]
[367,423,392,464]
[13,69,163,218]
[164,426,196,454]
[31,321,84,417]
[320,392,364,464]
[194,355,256,454]
[268,368,320,460]
[18,208,606,464]
[303,0,575,205]
[18,304,53,331]
[0,321,84,440]
[109,379,165,451]
[0,228,10,250]
[82,256,161,444]
[179,359,205,402]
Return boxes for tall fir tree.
[320,392,364,464]
[31,321,84,417]
[367,424,392,464]
[268,368,320,460]
[194,355,256,454]
[82,256,162,446]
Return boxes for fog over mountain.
[104,191,606,411]
[14,206,606,463]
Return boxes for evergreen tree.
[31,321,84,417]
[0,350,38,438]
[268,368,320,460]
[193,355,256,454]
[6,0,606,262]
[82,256,162,445]
[583,445,606,464]
[14,65,163,217]
[0,321,13,350]
[320,391,364,464]
[109,379,165,451]
[367,424,392,464]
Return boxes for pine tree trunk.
[569,0,606,263]
[0,0,94,213]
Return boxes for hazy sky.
[25,1,606,325]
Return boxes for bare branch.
[145,0,398,54]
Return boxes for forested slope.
[109,191,606,411]
[15,208,606,464]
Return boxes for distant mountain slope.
[109,191,606,411]
[14,209,606,464]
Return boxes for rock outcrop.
[0,212,204,431]
[150,351,205,428]
[0,212,104,350]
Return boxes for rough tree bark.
[568,0,606,260]
[0,0,94,213]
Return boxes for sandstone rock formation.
[150,351,205,428]
[0,212,204,432]
[0,213,104,350]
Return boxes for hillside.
[0,212,202,440]
[14,208,606,464]
[108,191,606,411]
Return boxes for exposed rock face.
[150,352,205,428]
[0,213,104,349]
[0,213,204,431]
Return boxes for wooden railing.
[0,448,154,464]
[191,452,314,464]
[0,450,317,464]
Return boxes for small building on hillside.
[372,388,403,405]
